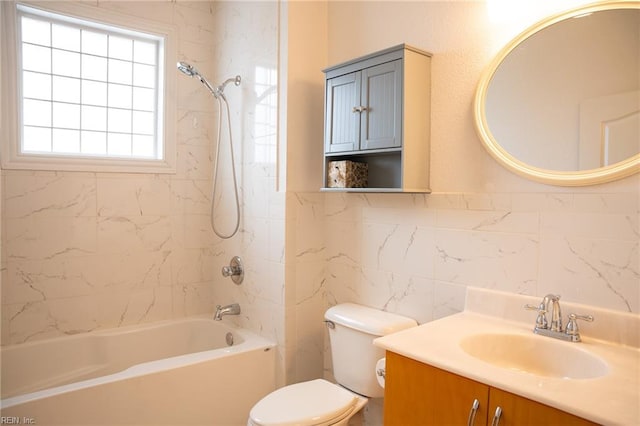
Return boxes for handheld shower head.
[175,62,242,239]
[177,61,241,101]
[177,61,197,77]
[176,61,218,97]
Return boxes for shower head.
[176,61,218,97]
[176,61,241,101]
[177,61,197,77]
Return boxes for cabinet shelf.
[322,44,432,193]
[320,187,404,193]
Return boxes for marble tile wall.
[289,192,328,383]
[203,0,285,385]
[320,191,639,321]
[314,189,639,424]
[1,1,282,352]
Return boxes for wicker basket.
[327,160,368,188]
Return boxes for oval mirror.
[474,1,640,186]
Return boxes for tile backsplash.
[319,191,638,323]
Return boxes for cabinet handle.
[491,406,502,426]
[352,106,368,113]
[466,399,480,426]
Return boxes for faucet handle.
[221,256,244,284]
[524,303,544,312]
[565,313,594,341]
[524,303,548,329]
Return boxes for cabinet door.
[384,351,490,426]
[325,72,361,153]
[360,60,402,150]
[488,387,599,426]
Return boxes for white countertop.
[374,287,640,426]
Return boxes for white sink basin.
[460,333,609,379]
[374,288,640,425]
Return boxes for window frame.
[1,1,177,174]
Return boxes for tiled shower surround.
[1,1,284,357]
[1,1,639,417]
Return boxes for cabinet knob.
[352,106,368,113]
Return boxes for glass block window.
[17,4,164,160]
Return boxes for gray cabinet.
[325,72,360,153]
[323,44,431,192]
[325,60,401,153]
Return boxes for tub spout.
[214,303,241,321]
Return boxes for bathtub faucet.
[214,303,241,321]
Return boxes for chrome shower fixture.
[176,60,197,77]
[176,60,242,239]
[222,256,244,285]
[176,61,241,100]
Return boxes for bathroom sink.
[460,333,609,379]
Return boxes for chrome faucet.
[214,303,241,321]
[524,294,593,342]
[542,294,562,332]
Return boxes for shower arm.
[212,76,242,101]
[219,75,242,91]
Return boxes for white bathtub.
[0,317,276,425]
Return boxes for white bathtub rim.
[3,315,235,349]
[1,317,275,409]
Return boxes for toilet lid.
[249,379,357,426]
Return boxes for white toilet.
[248,303,417,426]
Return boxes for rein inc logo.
[1,418,35,424]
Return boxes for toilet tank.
[324,303,417,398]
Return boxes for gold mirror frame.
[474,1,640,186]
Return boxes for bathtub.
[0,317,276,425]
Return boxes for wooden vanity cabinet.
[486,387,599,426]
[384,351,489,425]
[384,351,599,426]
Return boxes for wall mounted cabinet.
[322,44,432,192]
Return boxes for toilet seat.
[249,379,358,426]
